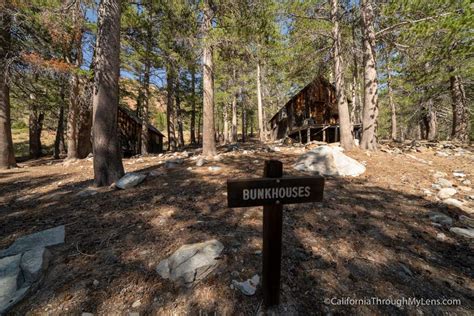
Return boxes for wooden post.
[262,160,283,308]
[307,127,311,143]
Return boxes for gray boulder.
[156,239,224,287]
[0,247,51,314]
[0,225,64,258]
[294,146,365,177]
[116,173,147,190]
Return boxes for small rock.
[76,187,99,197]
[449,227,474,239]
[461,179,471,185]
[437,188,457,199]
[231,271,240,277]
[431,183,442,190]
[459,215,474,228]
[93,279,99,286]
[428,212,453,226]
[436,232,447,241]
[196,158,206,167]
[116,173,147,189]
[443,198,464,210]
[132,300,141,308]
[208,166,222,172]
[156,239,224,287]
[433,171,448,179]
[232,274,260,296]
[82,313,94,316]
[436,178,452,188]
[453,171,466,178]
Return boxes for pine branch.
[376,12,453,38]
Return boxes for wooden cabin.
[268,77,361,143]
[118,106,164,156]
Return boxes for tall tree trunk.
[67,1,85,160]
[242,105,247,143]
[450,74,470,142]
[29,105,44,159]
[166,66,177,151]
[331,0,353,150]
[360,0,379,150]
[256,62,264,141]
[140,59,151,154]
[231,69,238,143]
[197,110,201,144]
[190,65,197,144]
[223,104,229,144]
[140,6,153,155]
[0,8,16,169]
[92,0,124,186]
[385,53,397,141]
[54,85,66,159]
[350,22,359,128]
[176,76,185,148]
[202,0,216,157]
[426,98,437,141]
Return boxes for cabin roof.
[269,76,335,123]
[118,106,165,137]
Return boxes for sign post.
[227,160,324,308]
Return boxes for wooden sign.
[227,176,324,207]
[226,160,325,309]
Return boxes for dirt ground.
[0,141,473,315]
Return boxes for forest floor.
[0,140,473,315]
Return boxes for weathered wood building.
[269,77,361,143]
[118,106,164,156]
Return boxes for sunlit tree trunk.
[92,0,124,186]
[450,75,470,142]
[360,0,379,150]
[331,0,353,150]
[190,65,197,144]
[53,84,66,159]
[231,69,238,143]
[385,53,397,141]
[202,0,216,156]
[176,76,185,148]
[256,62,264,141]
[166,65,177,151]
[0,8,16,169]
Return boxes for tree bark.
[450,75,470,142]
[256,62,265,141]
[202,0,216,157]
[223,104,229,144]
[190,65,197,144]
[385,53,397,141]
[176,76,185,148]
[360,0,379,150]
[0,8,16,169]
[29,102,44,159]
[331,0,353,150]
[92,0,124,186]
[166,66,177,151]
[140,59,151,154]
[67,1,86,160]
[54,85,66,159]
[426,98,437,141]
[231,69,238,143]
